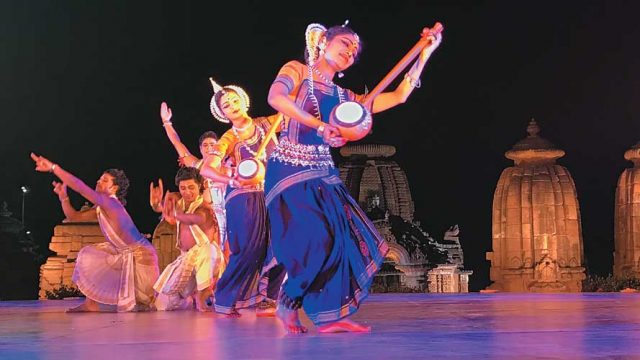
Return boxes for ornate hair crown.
[305,23,327,66]
[209,77,251,123]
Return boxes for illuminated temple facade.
[614,142,640,278]
[338,144,471,292]
[487,120,585,292]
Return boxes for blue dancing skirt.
[214,189,269,313]
[265,163,388,325]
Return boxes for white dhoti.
[153,196,225,311]
[72,207,159,312]
[208,181,227,250]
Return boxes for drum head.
[237,159,258,178]
[335,102,364,126]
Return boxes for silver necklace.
[232,120,252,132]
[232,121,267,160]
[307,65,345,119]
[313,67,335,86]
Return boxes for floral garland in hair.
[305,23,326,66]
[208,77,251,123]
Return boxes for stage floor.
[1,292,640,359]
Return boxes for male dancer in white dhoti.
[151,167,225,311]
[156,101,228,253]
[30,153,159,312]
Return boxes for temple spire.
[505,119,565,165]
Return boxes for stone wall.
[38,222,105,299]
[151,220,179,272]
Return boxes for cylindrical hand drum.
[328,101,372,141]
[236,158,265,186]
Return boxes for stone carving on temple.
[437,224,464,268]
[339,144,471,292]
[427,264,472,293]
[487,119,585,292]
[613,142,640,278]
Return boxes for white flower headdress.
[208,77,251,123]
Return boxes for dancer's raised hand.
[30,153,56,172]
[149,179,164,212]
[420,22,443,61]
[160,102,173,124]
[52,181,68,200]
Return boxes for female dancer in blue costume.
[266,22,442,333]
[186,79,284,317]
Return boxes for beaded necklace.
[307,65,345,120]
[232,120,252,132]
[231,120,267,160]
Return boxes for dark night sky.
[1,1,639,291]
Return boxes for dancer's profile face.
[178,179,201,203]
[199,137,217,157]
[219,92,247,121]
[96,173,117,195]
[324,34,359,70]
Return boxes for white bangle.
[50,164,58,173]
[162,121,173,127]
[316,124,325,137]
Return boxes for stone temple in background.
[339,144,414,221]
[614,141,640,278]
[487,119,585,292]
[338,144,471,292]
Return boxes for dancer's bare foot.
[225,308,241,318]
[276,306,308,334]
[256,300,277,317]
[66,299,100,313]
[317,318,371,333]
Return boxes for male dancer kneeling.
[31,153,159,312]
[151,167,225,311]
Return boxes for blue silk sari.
[265,61,388,324]
[213,118,283,314]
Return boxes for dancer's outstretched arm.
[370,29,442,113]
[31,153,114,209]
